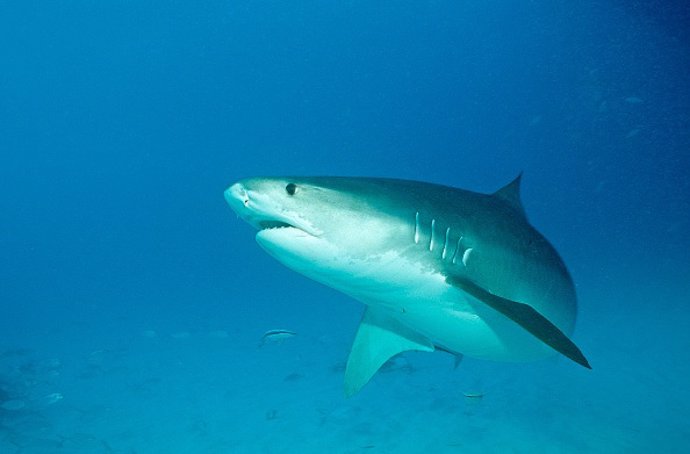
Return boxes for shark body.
[225,176,590,396]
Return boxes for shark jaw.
[224,181,340,278]
[224,181,322,238]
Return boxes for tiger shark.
[225,176,590,396]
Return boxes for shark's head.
[225,177,409,285]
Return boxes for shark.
[224,175,590,396]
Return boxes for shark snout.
[225,183,250,209]
[225,181,277,230]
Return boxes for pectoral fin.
[344,307,434,397]
[448,276,591,369]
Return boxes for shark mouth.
[258,220,294,230]
[225,182,322,237]
[254,215,323,240]
[255,218,321,239]
[246,205,321,237]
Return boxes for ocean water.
[1,1,689,452]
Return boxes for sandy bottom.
[1,289,688,453]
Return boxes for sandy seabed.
[1,285,688,454]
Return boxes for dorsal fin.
[493,173,526,218]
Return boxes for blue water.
[2,1,689,452]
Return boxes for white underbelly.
[263,236,557,363]
[341,264,555,363]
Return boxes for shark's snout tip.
[224,182,246,205]
[224,183,252,218]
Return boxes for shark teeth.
[258,220,294,230]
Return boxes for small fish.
[283,372,304,382]
[42,392,64,405]
[0,399,26,411]
[260,329,297,346]
[462,392,484,399]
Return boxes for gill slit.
[442,227,451,259]
[451,236,463,264]
[414,212,420,244]
[462,248,473,267]
[429,219,436,251]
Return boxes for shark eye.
[285,183,297,195]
